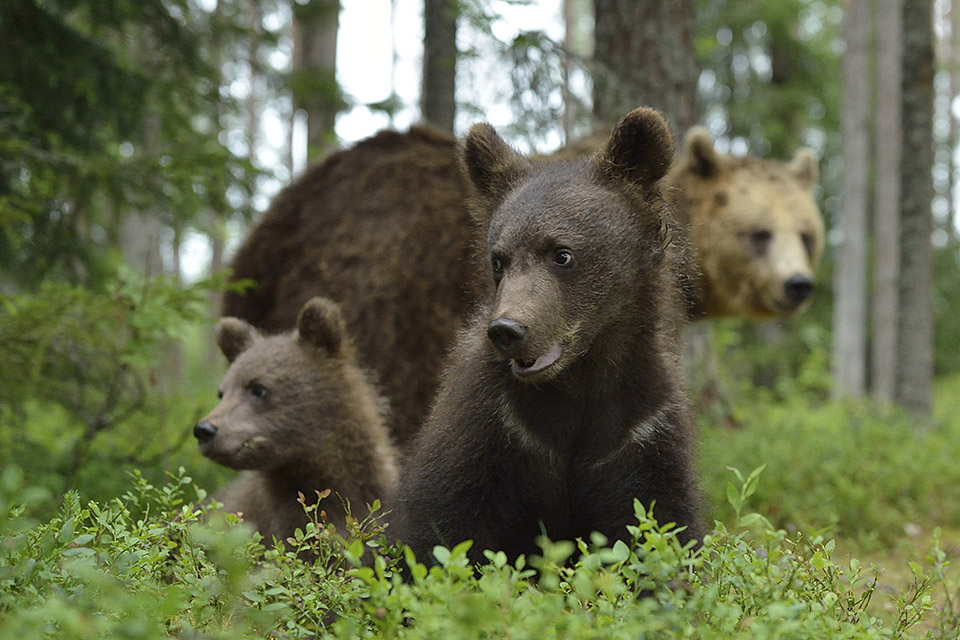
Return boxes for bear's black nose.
[784,275,814,304]
[487,316,527,357]
[193,420,218,445]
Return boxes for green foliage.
[0,466,951,638]
[699,383,960,547]
[933,243,960,375]
[0,0,259,288]
[0,267,233,504]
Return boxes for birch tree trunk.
[832,0,870,399]
[870,0,902,402]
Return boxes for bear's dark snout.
[194,420,218,445]
[783,274,814,304]
[487,317,527,357]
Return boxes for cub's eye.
[553,249,574,268]
[749,229,772,254]
[249,383,268,399]
[491,256,504,274]
[217,389,223,400]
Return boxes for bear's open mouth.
[512,342,563,376]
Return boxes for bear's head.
[669,127,825,319]
[195,297,368,470]
[463,107,678,384]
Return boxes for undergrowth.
[0,465,955,639]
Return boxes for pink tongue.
[516,343,562,373]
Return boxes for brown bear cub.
[394,108,702,565]
[195,296,398,545]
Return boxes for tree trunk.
[292,0,341,160]
[832,0,870,399]
[421,0,457,132]
[592,0,697,132]
[592,0,722,415]
[949,0,959,243]
[896,0,934,417]
[870,0,902,403]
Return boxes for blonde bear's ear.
[681,126,720,178]
[788,147,819,188]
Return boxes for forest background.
[5,0,960,636]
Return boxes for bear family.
[195,296,398,543]
[223,127,476,448]
[393,108,701,563]
[222,121,823,447]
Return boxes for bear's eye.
[491,255,505,284]
[749,229,772,255]
[249,383,268,399]
[553,249,574,268]
[801,232,815,257]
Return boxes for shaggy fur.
[222,128,478,447]
[222,123,822,445]
[196,297,398,543]
[392,108,701,564]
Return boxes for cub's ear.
[680,126,720,178]
[216,318,257,363]
[462,123,532,211]
[597,107,674,189]
[788,147,819,188]
[297,296,345,356]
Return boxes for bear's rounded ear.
[597,107,674,189]
[462,123,532,211]
[297,296,345,356]
[216,318,257,363]
[788,147,819,188]
[681,126,720,178]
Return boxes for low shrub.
[699,388,960,547]
[0,465,953,639]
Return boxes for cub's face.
[673,128,824,319]
[484,173,653,383]
[463,108,674,384]
[196,337,325,469]
[194,297,349,470]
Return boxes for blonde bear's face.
[668,128,825,319]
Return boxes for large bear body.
[223,123,822,446]
[195,297,398,543]
[393,109,701,564]
[224,128,478,447]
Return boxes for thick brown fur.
[222,127,479,447]
[195,297,398,544]
[222,123,821,445]
[393,108,701,564]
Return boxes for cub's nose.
[487,316,527,358]
[193,420,218,445]
[784,275,814,304]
